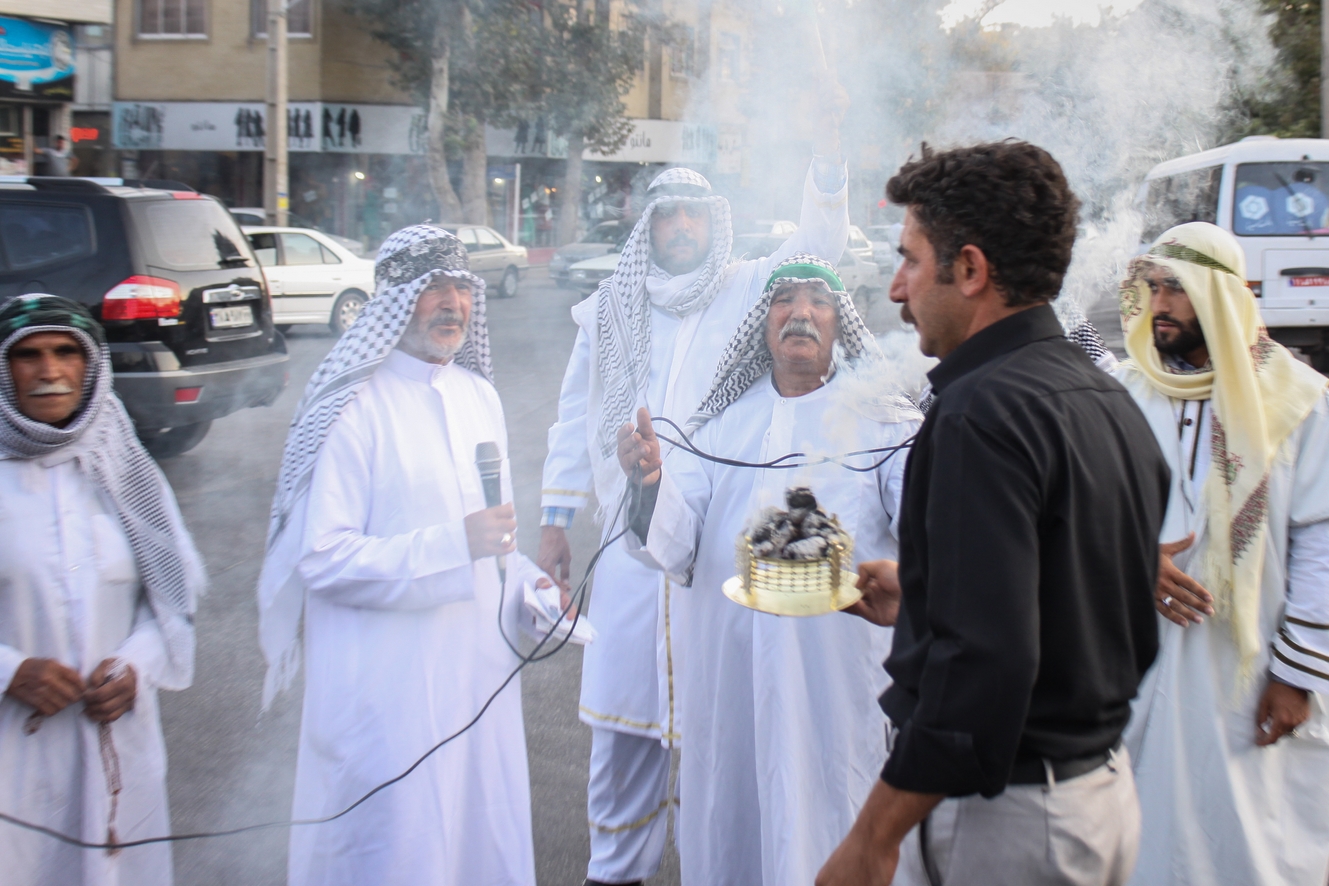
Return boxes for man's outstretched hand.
[844,559,901,627]
[1156,534,1214,626]
[617,407,661,485]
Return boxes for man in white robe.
[540,86,852,886]
[257,226,555,886]
[614,256,921,886]
[1114,222,1329,886]
[0,294,204,885]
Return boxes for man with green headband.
[1113,222,1329,886]
[0,295,205,884]
[614,253,922,886]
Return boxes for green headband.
[763,262,844,294]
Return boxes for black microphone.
[476,441,506,585]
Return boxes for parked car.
[441,224,529,298]
[864,224,902,275]
[0,177,289,457]
[230,207,366,256]
[566,251,619,295]
[244,226,375,335]
[848,225,876,264]
[550,220,633,287]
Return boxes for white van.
[1137,136,1329,370]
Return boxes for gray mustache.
[27,381,76,396]
[779,319,822,343]
[429,311,466,329]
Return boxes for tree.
[1229,1,1320,138]
[336,0,466,219]
[538,3,654,245]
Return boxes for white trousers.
[895,747,1141,886]
[586,727,672,884]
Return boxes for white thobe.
[633,374,917,886]
[289,349,536,886]
[1115,370,1329,886]
[0,455,176,886]
[542,162,851,743]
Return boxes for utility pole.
[264,0,289,225]
[1322,0,1329,138]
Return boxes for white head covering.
[587,167,734,511]
[0,294,205,689]
[257,224,491,706]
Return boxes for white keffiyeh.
[0,295,205,690]
[257,224,491,706]
[589,168,734,509]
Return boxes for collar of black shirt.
[925,302,1066,395]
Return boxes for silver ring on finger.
[500,533,513,547]
[1162,596,1173,608]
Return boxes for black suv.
[0,177,288,457]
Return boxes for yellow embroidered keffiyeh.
[1119,222,1327,675]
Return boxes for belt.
[1007,743,1118,786]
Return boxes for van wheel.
[498,266,520,298]
[140,421,212,459]
[331,290,367,336]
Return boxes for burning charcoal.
[748,507,782,543]
[786,487,818,511]
[801,511,834,537]
[783,536,829,560]
[752,539,779,558]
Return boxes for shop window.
[0,106,17,136]
[671,26,695,78]
[252,0,314,38]
[138,0,207,37]
[718,32,741,81]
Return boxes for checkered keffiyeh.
[0,295,205,690]
[258,224,491,706]
[684,254,881,433]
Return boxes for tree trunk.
[460,115,489,225]
[556,132,585,246]
[428,34,463,221]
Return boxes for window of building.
[252,0,314,38]
[671,26,695,78]
[138,0,207,38]
[718,32,741,81]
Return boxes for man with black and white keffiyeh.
[0,294,205,885]
[257,225,554,886]
[614,255,921,886]
[540,81,854,886]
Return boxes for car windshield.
[136,199,252,270]
[585,224,623,244]
[1232,162,1329,236]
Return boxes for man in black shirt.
[818,141,1169,886]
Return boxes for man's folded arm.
[883,414,1042,797]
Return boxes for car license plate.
[209,305,253,328]
[1289,276,1329,287]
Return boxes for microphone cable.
[648,415,917,473]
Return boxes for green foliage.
[1231,0,1320,138]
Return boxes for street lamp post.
[264,0,289,226]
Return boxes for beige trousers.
[894,746,1141,886]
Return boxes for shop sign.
[486,119,718,166]
[112,101,427,155]
[0,16,74,101]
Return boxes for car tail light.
[1248,281,1262,297]
[103,276,182,320]
[174,387,202,403]
[170,191,204,200]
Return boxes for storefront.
[0,15,76,175]
[111,100,432,249]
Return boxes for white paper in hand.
[521,577,597,646]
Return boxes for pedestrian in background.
[818,141,1169,886]
[1115,222,1329,886]
[36,135,75,177]
[0,294,204,885]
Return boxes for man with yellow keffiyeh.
[1114,222,1329,886]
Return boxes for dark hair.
[886,140,1080,307]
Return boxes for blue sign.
[0,16,74,101]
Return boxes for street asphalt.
[152,264,1115,885]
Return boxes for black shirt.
[880,305,1168,798]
